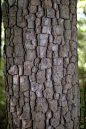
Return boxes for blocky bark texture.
[2,0,80,129]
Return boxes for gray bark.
[2,0,80,129]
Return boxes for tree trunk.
[2,0,80,129]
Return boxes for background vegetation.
[0,0,86,128]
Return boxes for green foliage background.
[77,1,86,127]
[0,0,86,128]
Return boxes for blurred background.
[0,0,86,128]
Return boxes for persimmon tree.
[2,0,80,129]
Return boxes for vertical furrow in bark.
[2,0,80,129]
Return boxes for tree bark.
[2,0,80,129]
